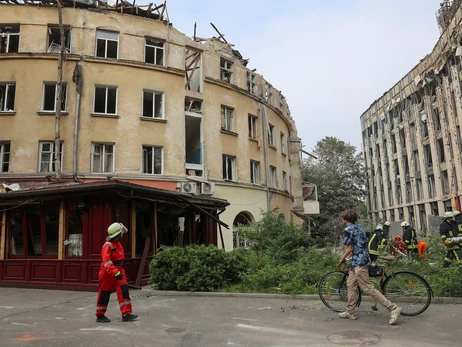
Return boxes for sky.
[142,0,443,153]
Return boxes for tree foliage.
[302,137,366,244]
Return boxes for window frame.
[221,105,234,132]
[270,165,277,188]
[95,30,119,59]
[142,89,165,119]
[41,81,68,112]
[268,124,275,147]
[222,154,236,181]
[250,160,260,185]
[247,71,256,94]
[38,141,63,173]
[0,82,16,112]
[47,25,71,53]
[282,170,288,191]
[0,141,10,173]
[0,25,20,53]
[220,58,233,83]
[144,38,164,65]
[93,85,118,115]
[91,143,115,173]
[248,114,257,139]
[280,132,286,154]
[142,145,163,175]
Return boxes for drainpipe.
[72,61,83,179]
[261,105,271,212]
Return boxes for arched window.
[232,212,253,249]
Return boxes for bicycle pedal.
[371,305,378,311]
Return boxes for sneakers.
[389,307,402,325]
[96,315,111,323]
[122,314,138,322]
[339,311,358,320]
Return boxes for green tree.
[302,137,366,245]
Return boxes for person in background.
[338,209,402,325]
[383,221,391,240]
[440,212,462,268]
[368,224,386,263]
[392,235,406,256]
[401,221,418,260]
[95,222,138,323]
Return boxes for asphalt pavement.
[0,287,461,347]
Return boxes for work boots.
[122,314,138,322]
[96,315,111,323]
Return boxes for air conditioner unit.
[180,182,197,194]
[201,182,215,195]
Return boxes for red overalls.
[95,240,132,318]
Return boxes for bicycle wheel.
[318,271,358,312]
[382,271,432,316]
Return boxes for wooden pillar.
[0,211,6,260]
[153,203,158,254]
[58,201,65,260]
[131,201,136,258]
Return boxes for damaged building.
[0,0,317,289]
[361,0,462,235]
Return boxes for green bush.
[149,245,249,292]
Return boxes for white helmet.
[375,224,383,230]
[400,221,409,227]
[106,222,128,241]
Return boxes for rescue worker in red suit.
[95,222,138,323]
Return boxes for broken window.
[265,82,273,103]
[142,145,162,174]
[437,138,445,162]
[220,58,233,83]
[38,141,63,172]
[250,160,260,184]
[143,90,164,119]
[96,30,118,59]
[0,25,19,53]
[280,132,286,154]
[42,82,67,112]
[270,166,277,188]
[391,134,397,154]
[441,170,450,195]
[185,98,202,173]
[185,47,202,92]
[145,38,164,65]
[420,114,429,137]
[221,105,234,131]
[423,145,432,168]
[432,107,441,131]
[282,171,287,191]
[427,174,435,198]
[91,143,114,173]
[94,85,117,114]
[47,26,71,53]
[222,155,236,181]
[409,123,416,146]
[268,124,275,146]
[0,82,15,111]
[247,71,256,94]
[248,115,257,139]
[0,141,10,172]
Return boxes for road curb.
[130,287,462,304]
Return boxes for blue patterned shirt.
[343,223,371,269]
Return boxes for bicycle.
[318,256,433,316]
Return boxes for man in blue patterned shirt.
[338,209,402,325]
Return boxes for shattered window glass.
[145,38,164,65]
[0,26,19,53]
[96,30,118,59]
[142,145,163,174]
[0,82,15,111]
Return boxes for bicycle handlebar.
[337,263,349,273]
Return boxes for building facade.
[361,2,462,234]
[0,0,316,258]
